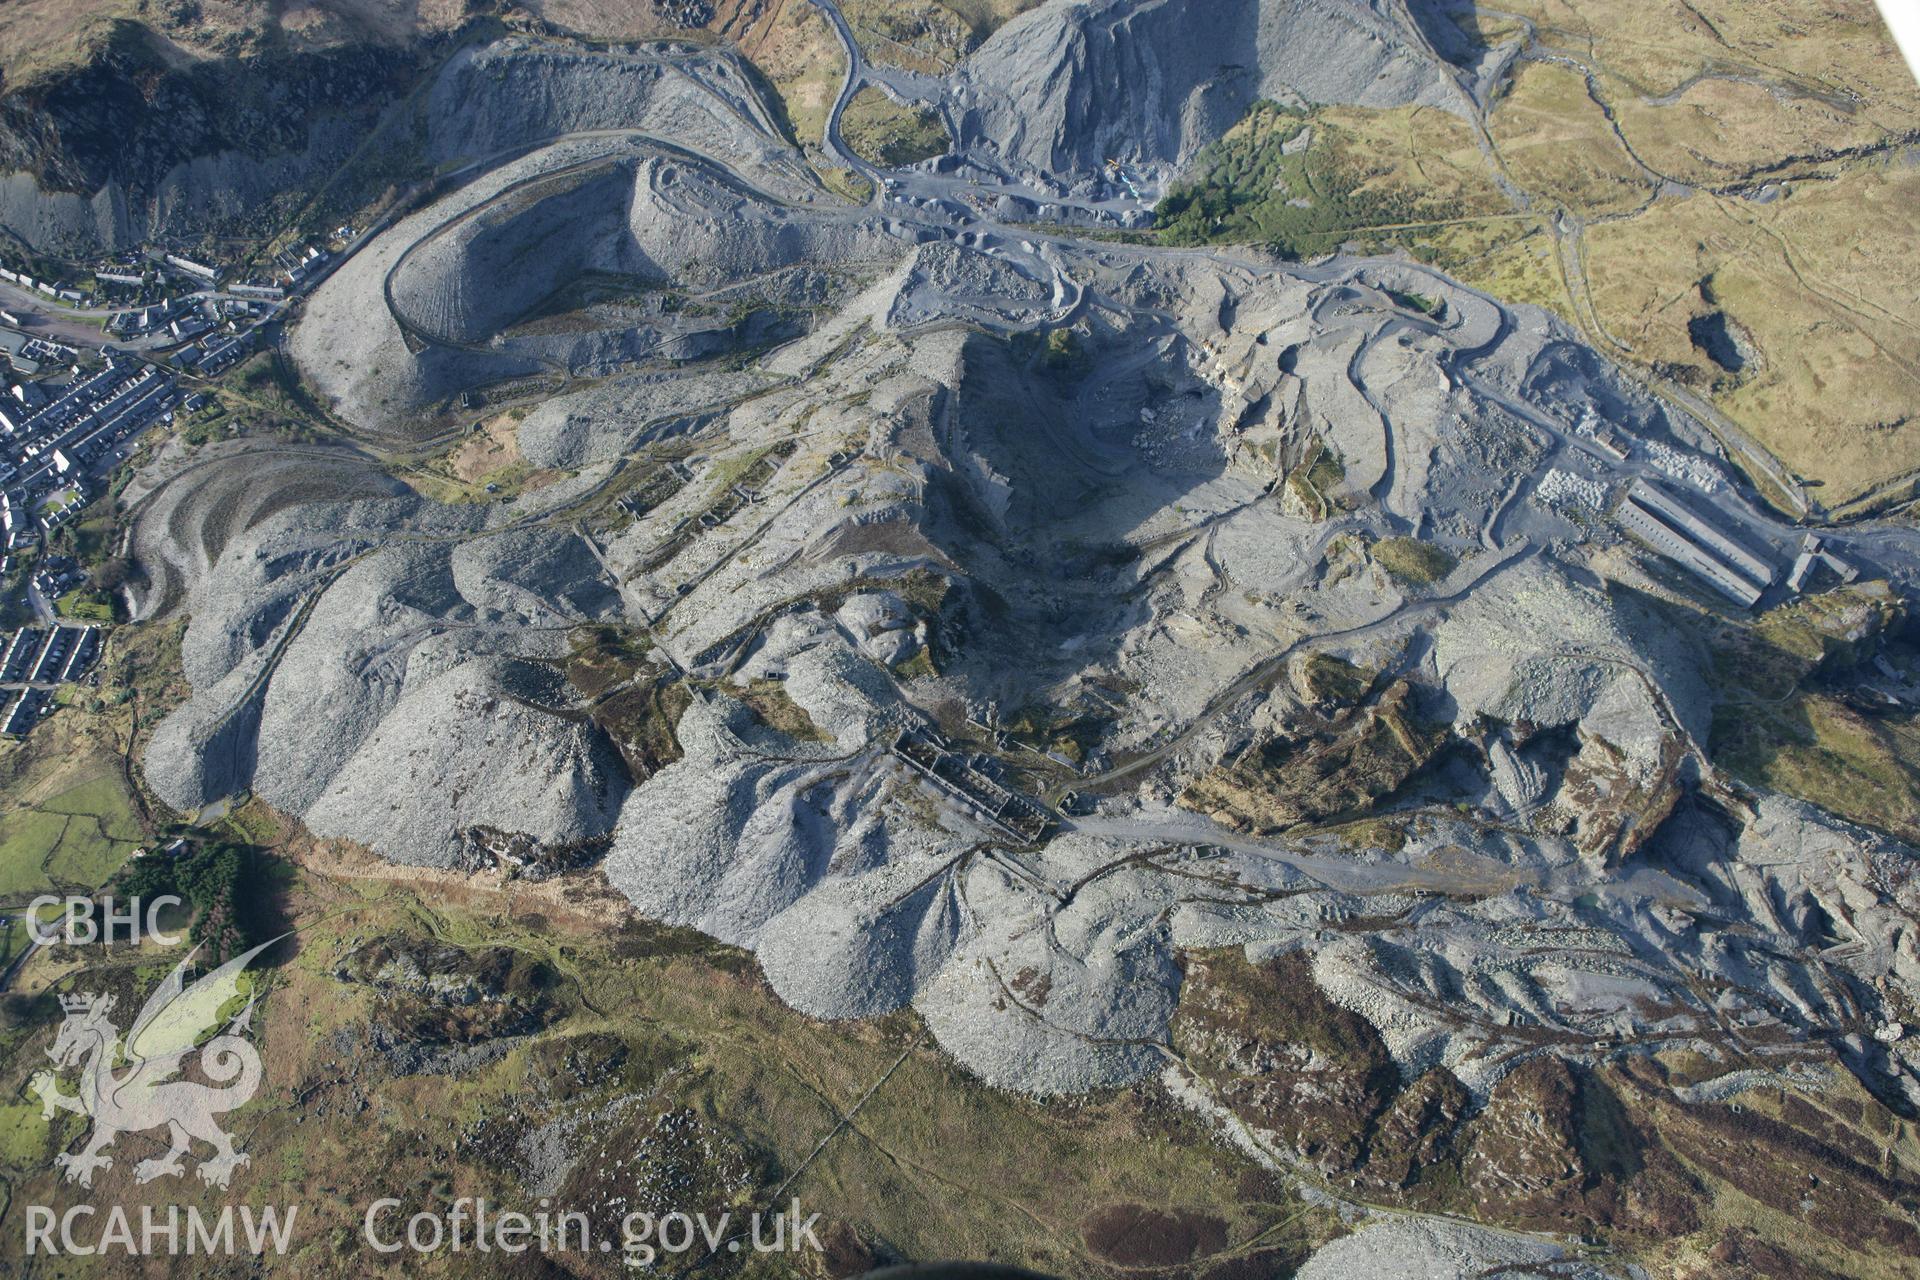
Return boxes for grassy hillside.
[1152,1,1920,509]
[0,832,1345,1276]
[1156,101,1512,257]
[841,86,951,167]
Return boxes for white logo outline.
[29,937,282,1190]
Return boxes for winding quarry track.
[104,6,1920,1273]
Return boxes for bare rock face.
[0,32,419,251]
[1432,558,1708,862]
[950,0,1466,188]
[0,32,817,253]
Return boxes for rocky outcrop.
[0,28,825,253]
[1180,670,1444,833]
[0,21,421,250]
[1460,1056,1600,1217]
[1432,558,1707,862]
[1173,950,1400,1175]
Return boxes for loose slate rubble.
[126,9,1920,1269]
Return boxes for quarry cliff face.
[0,0,1469,251]
[0,21,423,250]
[0,21,834,253]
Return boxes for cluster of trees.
[1154,101,1427,258]
[91,556,137,591]
[114,842,264,964]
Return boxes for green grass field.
[55,589,112,622]
[0,774,142,900]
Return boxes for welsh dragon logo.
[29,938,280,1190]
